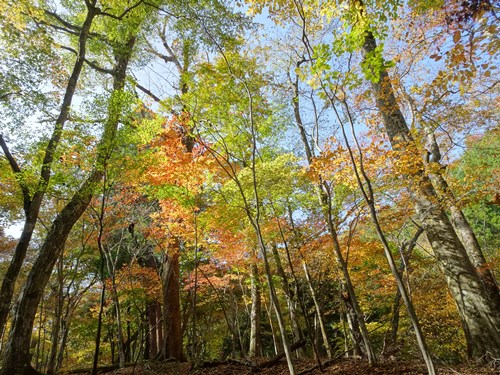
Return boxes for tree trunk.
[161,238,185,361]
[146,302,162,359]
[248,263,262,357]
[382,228,422,356]
[291,71,376,364]
[0,36,136,375]
[362,29,500,360]
[265,301,281,356]
[92,251,107,375]
[270,245,304,358]
[302,261,333,359]
[46,255,64,374]
[108,273,126,367]
[138,249,162,359]
[425,132,499,301]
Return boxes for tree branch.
[97,0,144,20]
[44,10,80,32]
[159,23,183,72]
[134,82,161,102]
[0,134,32,213]
[59,46,115,75]
[0,91,21,101]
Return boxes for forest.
[0,0,498,374]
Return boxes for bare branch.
[159,23,183,72]
[134,82,162,102]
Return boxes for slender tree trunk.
[323,88,435,373]
[302,261,333,359]
[276,208,322,367]
[362,29,500,360]
[339,309,351,355]
[100,229,126,369]
[108,272,126,367]
[0,1,98,336]
[271,245,304,357]
[248,263,262,357]
[265,301,281,356]
[93,230,108,375]
[382,227,422,356]
[290,72,376,364]
[139,250,162,359]
[341,287,365,357]
[56,319,69,371]
[34,298,44,370]
[47,255,64,374]
[0,36,136,375]
[146,302,162,358]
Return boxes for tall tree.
[354,1,500,359]
[0,0,154,371]
[0,0,99,335]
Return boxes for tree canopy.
[0,1,498,374]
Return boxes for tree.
[0,0,154,371]
[0,0,99,336]
[355,1,500,360]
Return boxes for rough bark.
[362,30,500,360]
[425,133,499,302]
[161,239,185,361]
[0,36,136,375]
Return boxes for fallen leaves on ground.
[94,357,498,375]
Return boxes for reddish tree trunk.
[161,239,185,361]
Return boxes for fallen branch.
[297,345,359,375]
[258,339,307,369]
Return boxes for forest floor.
[88,357,499,375]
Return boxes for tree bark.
[248,263,262,357]
[425,132,499,301]
[0,36,136,375]
[271,245,304,357]
[362,29,500,360]
[161,238,185,361]
[46,255,64,374]
[92,270,106,375]
[302,261,333,359]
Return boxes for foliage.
[0,0,498,370]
